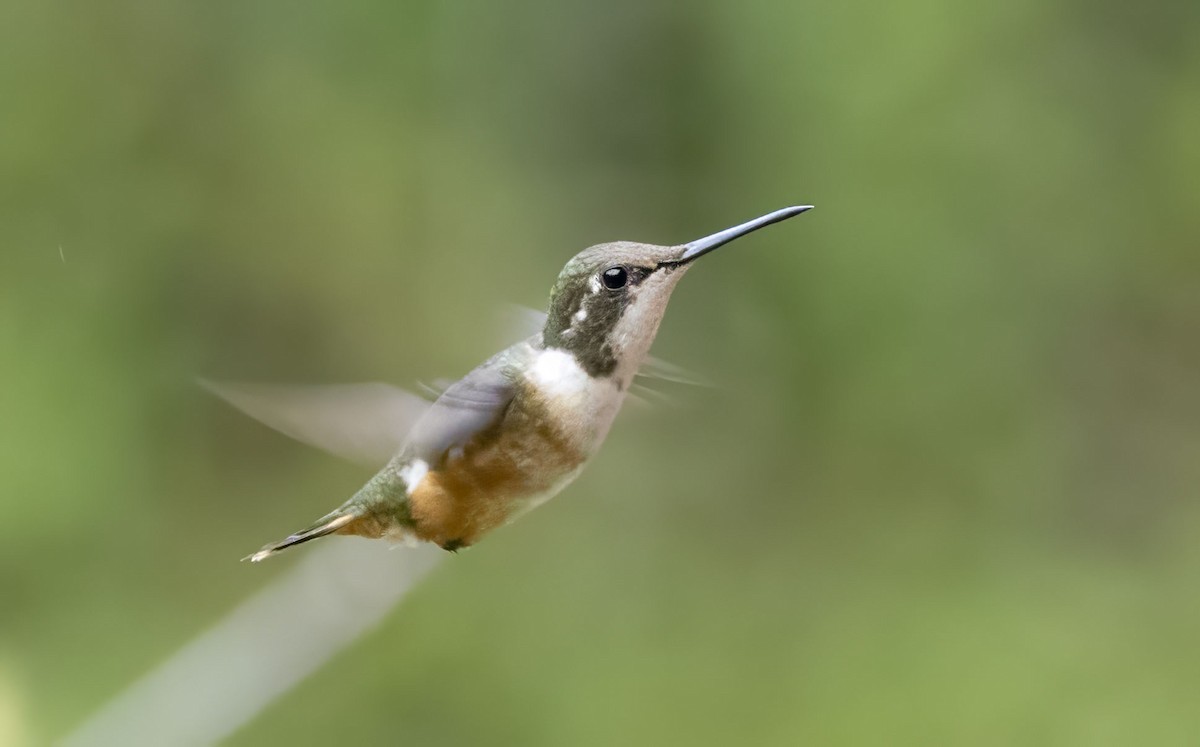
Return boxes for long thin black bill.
[674,205,813,263]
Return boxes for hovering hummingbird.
[207,206,812,561]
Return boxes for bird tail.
[243,510,362,563]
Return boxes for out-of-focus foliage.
[3,0,1199,744]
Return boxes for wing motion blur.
[199,379,429,466]
[404,348,522,464]
[201,306,707,464]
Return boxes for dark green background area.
[3,0,1199,744]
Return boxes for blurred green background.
[3,0,1200,744]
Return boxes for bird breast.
[404,349,622,548]
[525,348,624,453]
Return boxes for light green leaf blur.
[2,0,1199,744]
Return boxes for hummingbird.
[207,205,812,561]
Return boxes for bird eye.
[602,266,629,290]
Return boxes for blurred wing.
[415,377,457,400]
[495,304,549,345]
[637,355,713,388]
[502,304,712,388]
[199,379,429,466]
[625,383,681,409]
[406,350,523,463]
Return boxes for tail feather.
[244,511,360,563]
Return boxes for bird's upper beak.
[667,205,813,265]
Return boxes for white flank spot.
[528,349,589,398]
[398,459,429,492]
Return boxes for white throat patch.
[528,348,591,397]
